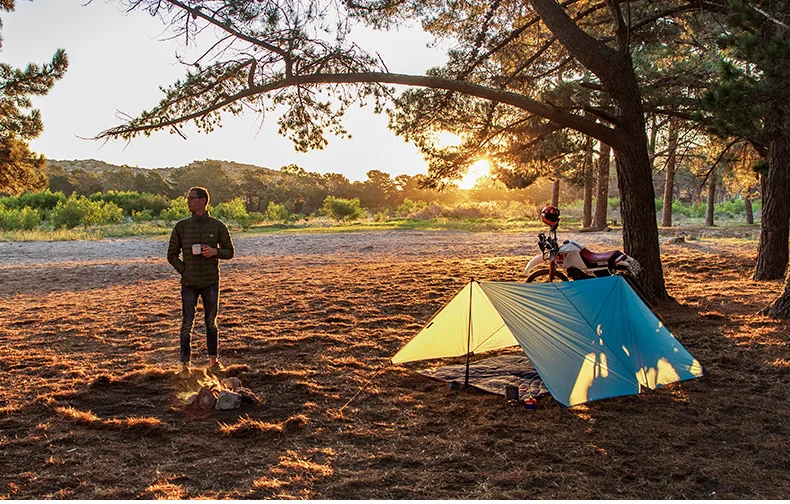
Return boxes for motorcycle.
[524,227,642,283]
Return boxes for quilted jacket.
[167,212,234,289]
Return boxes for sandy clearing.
[0,229,627,297]
[0,228,748,297]
[0,229,627,266]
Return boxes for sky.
[1,0,491,185]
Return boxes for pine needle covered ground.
[0,229,787,499]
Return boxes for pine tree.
[0,1,68,195]
[700,1,790,282]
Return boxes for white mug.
[192,244,202,255]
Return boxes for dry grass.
[0,231,788,499]
[217,414,284,436]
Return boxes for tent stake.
[464,278,473,388]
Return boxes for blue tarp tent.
[392,276,707,407]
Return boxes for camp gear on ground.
[505,384,519,402]
[421,354,548,398]
[523,397,537,411]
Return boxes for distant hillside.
[208,160,279,180]
[46,159,278,182]
[47,159,138,174]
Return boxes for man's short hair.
[189,186,210,205]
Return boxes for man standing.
[167,186,234,375]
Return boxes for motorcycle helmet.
[540,205,560,227]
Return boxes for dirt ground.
[0,228,788,499]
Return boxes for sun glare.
[457,159,491,190]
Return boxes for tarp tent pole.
[464,278,473,388]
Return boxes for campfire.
[171,369,259,418]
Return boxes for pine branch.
[97,71,623,148]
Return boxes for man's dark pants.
[180,283,219,364]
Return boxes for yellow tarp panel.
[391,281,517,364]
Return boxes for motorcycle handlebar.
[537,231,559,260]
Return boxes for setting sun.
[457,159,491,190]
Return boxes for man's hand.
[201,245,219,258]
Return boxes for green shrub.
[715,198,745,215]
[0,190,65,211]
[671,199,688,217]
[131,209,154,222]
[403,201,525,220]
[607,197,620,210]
[213,197,247,221]
[51,198,88,229]
[563,199,585,210]
[21,206,42,230]
[264,201,290,222]
[497,201,532,218]
[0,205,41,230]
[51,195,123,229]
[248,211,266,225]
[160,197,190,221]
[90,191,170,217]
[213,198,254,228]
[397,198,428,217]
[374,211,389,222]
[446,204,485,219]
[321,196,364,221]
[671,200,705,218]
[410,203,443,220]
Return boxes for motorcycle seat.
[580,248,623,263]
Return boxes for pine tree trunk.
[551,180,560,207]
[582,180,593,228]
[648,116,658,170]
[705,169,716,227]
[767,271,790,318]
[744,192,753,224]
[592,142,610,230]
[754,133,790,280]
[754,4,790,281]
[692,186,702,206]
[661,119,679,227]
[582,137,594,228]
[614,138,668,303]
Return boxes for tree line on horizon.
[38,158,570,221]
[46,156,761,217]
[0,155,760,234]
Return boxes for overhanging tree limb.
[97,71,623,148]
